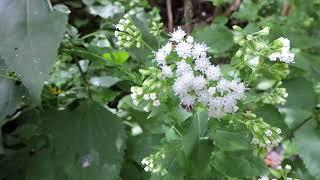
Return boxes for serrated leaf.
[27,102,126,180]
[182,110,208,155]
[0,0,68,103]
[293,121,320,179]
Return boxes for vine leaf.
[0,0,68,103]
[26,102,126,180]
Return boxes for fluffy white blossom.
[131,27,247,118]
[195,56,211,72]
[206,65,221,81]
[169,27,186,42]
[161,66,173,77]
[193,43,209,58]
[154,43,172,65]
[176,60,193,76]
[175,41,193,59]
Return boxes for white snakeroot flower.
[176,60,193,76]
[175,41,193,59]
[136,88,143,95]
[195,56,211,72]
[265,130,273,137]
[153,100,161,106]
[285,164,292,170]
[161,66,173,78]
[143,94,150,100]
[278,37,290,50]
[186,36,194,43]
[193,76,207,91]
[181,94,196,107]
[193,43,209,58]
[143,106,150,112]
[268,37,294,63]
[276,128,282,134]
[208,87,216,95]
[150,93,157,100]
[153,43,172,66]
[268,52,280,61]
[169,27,186,42]
[206,65,221,81]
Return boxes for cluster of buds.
[114,14,142,48]
[233,26,294,64]
[268,37,295,63]
[149,8,163,36]
[244,112,282,153]
[125,0,145,16]
[141,149,167,176]
[262,87,288,105]
[130,67,170,112]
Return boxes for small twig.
[166,0,173,32]
[224,0,241,16]
[76,61,92,100]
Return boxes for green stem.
[169,122,183,137]
[142,40,155,52]
[76,61,93,100]
[46,0,53,11]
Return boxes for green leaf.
[182,110,208,155]
[89,76,122,87]
[103,51,130,65]
[255,105,288,135]
[214,151,268,178]
[293,121,320,179]
[193,24,234,54]
[27,102,126,180]
[214,129,250,151]
[0,0,68,103]
[279,78,317,129]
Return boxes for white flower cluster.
[152,27,246,118]
[141,150,167,176]
[268,37,295,63]
[114,14,142,48]
[131,87,161,112]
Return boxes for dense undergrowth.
[1,0,320,179]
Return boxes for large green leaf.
[214,129,250,151]
[193,24,234,54]
[26,102,126,180]
[293,121,320,179]
[279,78,317,129]
[0,0,68,103]
[214,151,268,178]
[182,110,208,155]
